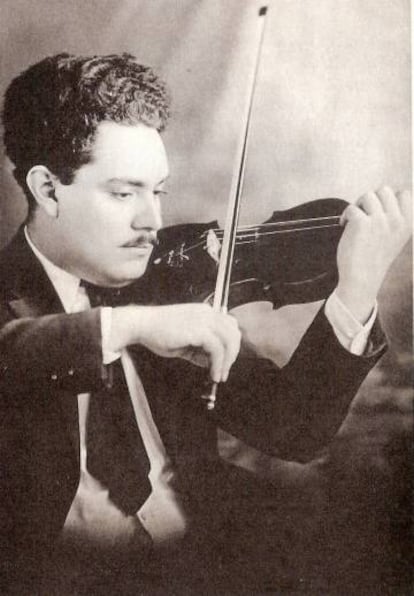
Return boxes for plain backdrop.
[0,0,411,355]
[0,1,412,592]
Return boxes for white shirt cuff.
[100,307,121,364]
[324,290,377,355]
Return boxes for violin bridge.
[205,229,221,264]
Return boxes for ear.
[26,165,59,217]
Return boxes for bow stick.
[202,6,269,410]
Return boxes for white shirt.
[25,229,188,548]
[24,228,375,547]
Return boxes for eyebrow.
[107,175,170,187]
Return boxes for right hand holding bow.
[110,303,241,383]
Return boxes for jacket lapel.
[0,228,80,459]
[1,228,64,315]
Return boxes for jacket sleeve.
[214,306,387,462]
[0,308,105,402]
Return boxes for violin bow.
[202,6,269,410]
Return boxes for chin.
[109,263,148,285]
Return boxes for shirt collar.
[24,226,81,313]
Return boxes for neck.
[26,217,74,275]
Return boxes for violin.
[135,6,347,408]
[134,7,347,316]
[135,196,347,310]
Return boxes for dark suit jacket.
[0,229,386,588]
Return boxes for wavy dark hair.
[2,52,170,212]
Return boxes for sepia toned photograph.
[0,1,412,594]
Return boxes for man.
[0,53,411,593]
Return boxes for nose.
[131,192,162,232]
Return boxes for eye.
[111,192,133,200]
[154,189,168,197]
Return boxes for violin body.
[133,198,348,310]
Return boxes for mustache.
[122,232,159,248]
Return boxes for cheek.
[62,195,127,243]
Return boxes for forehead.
[81,120,169,181]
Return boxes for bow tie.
[81,280,126,307]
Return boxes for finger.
[221,326,241,382]
[376,186,400,218]
[181,347,209,369]
[214,313,240,341]
[356,191,383,216]
[340,203,368,226]
[396,189,413,224]
[213,315,241,380]
[200,333,225,383]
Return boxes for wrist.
[108,305,150,352]
[335,283,377,325]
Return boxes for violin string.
[231,223,342,242]
[192,217,341,251]
[157,220,342,262]
[212,215,341,236]
[224,222,342,238]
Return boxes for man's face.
[52,121,169,286]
